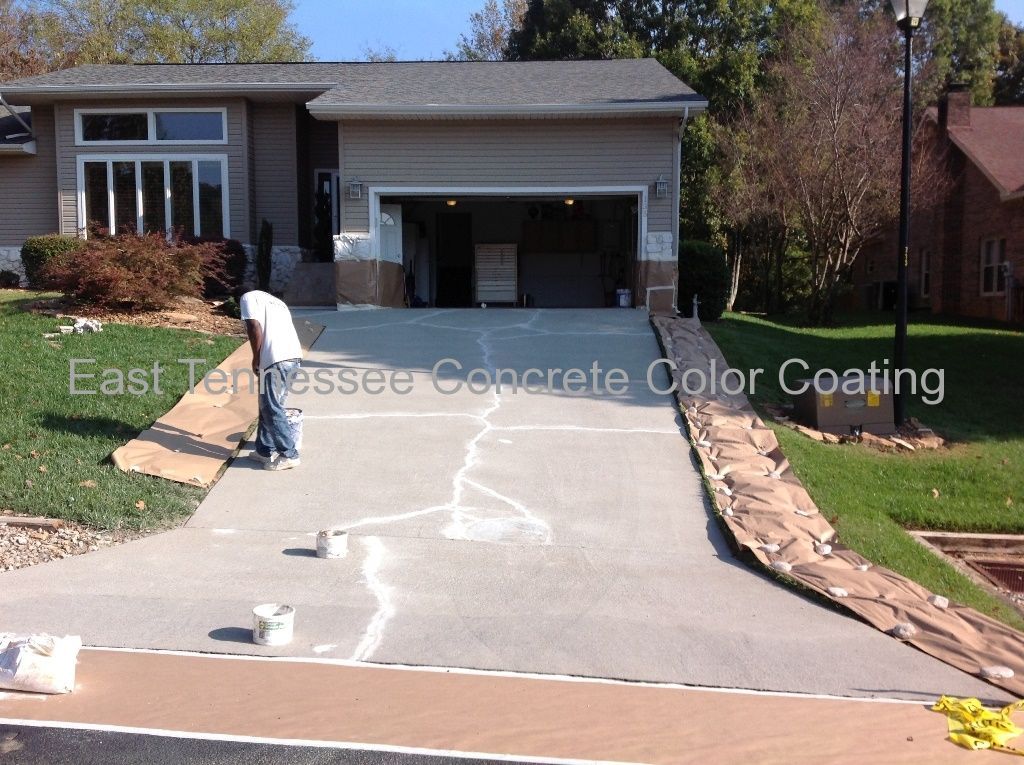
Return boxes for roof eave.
[306,100,708,120]
[0,82,338,99]
[946,130,1019,202]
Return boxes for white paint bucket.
[285,408,303,450]
[252,603,295,646]
[316,529,349,559]
[616,288,632,308]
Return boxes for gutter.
[305,99,710,120]
[0,141,36,155]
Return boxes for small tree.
[724,3,946,324]
[678,239,730,321]
[256,218,273,292]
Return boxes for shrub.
[182,236,247,298]
[220,295,241,319]
[678,239,730,321]
[257,219,273,292]
[21,234,84,288]
[0,270,21,288]
[39,232,224,310]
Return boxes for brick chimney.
[939,83,971,129]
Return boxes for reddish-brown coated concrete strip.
[0,650,977,764]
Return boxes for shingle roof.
[946,107,1024,200]
[0,60,705,116]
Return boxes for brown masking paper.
[111,319,324,487]
[651,315,1024,698]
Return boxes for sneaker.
[250,451,276,465]
[264,456,300,471]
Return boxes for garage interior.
[380,195,639,308]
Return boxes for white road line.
[0,719,642,765]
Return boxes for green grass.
[705,311,1024,630]
[0,290,239,529]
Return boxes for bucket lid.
[253,603,294,618]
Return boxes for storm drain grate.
[969,561,1024,594]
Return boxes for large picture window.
[78,155,229,238]
[76,108,226,145]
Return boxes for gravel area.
[0,519,149,573]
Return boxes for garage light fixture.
[446,199,458,207]
[655,175,669,199]
[564,198,574,206]
[347,179,362,199]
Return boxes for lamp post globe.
[889,0,930,29]
[889,0,929,427]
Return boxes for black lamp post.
[889,0,929,427]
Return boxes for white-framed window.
[75,107,227,146]
[980,238,1007,296]
[77,154,230,239]
[920,248,931,298]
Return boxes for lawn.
[705,311,1024,630]
[0,290,240,529]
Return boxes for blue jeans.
[255,360,300,460]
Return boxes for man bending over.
[240,290,302,471]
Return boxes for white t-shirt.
[240,291,303,370]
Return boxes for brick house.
[853,88,1024,323]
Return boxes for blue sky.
[292,0,1024,61]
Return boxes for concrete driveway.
[0,309,1004,701]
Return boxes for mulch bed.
[24,294,245,336]
[0,516,150,573]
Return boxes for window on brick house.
[980,238,1007,296]
[920,248,930,298]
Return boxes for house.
[0,60,706,310]
[853,87,1024,323]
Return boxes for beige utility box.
[792,375,895,435]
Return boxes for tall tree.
[505,0,643,59]
[0,0,48,80]
[362,44,398,62]
[726,3,945,323]
[913,0,1002,104]
[994,13,1024,104]
[447,0,528,61]
[31,0,311,68]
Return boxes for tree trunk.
[726,227,742,312]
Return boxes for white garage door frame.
[367,185,649,265]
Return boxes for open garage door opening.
[377,194,640,308]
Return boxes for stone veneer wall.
[643,231,675,262]
[333,232,374,261]
[241,245,309,294]
[0,247,26,285]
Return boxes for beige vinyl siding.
[0,106,59,245]
[54,98,250,240]
[250,103,299,247]
[338,118,677,232]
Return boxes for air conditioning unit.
[474,244,518,305]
